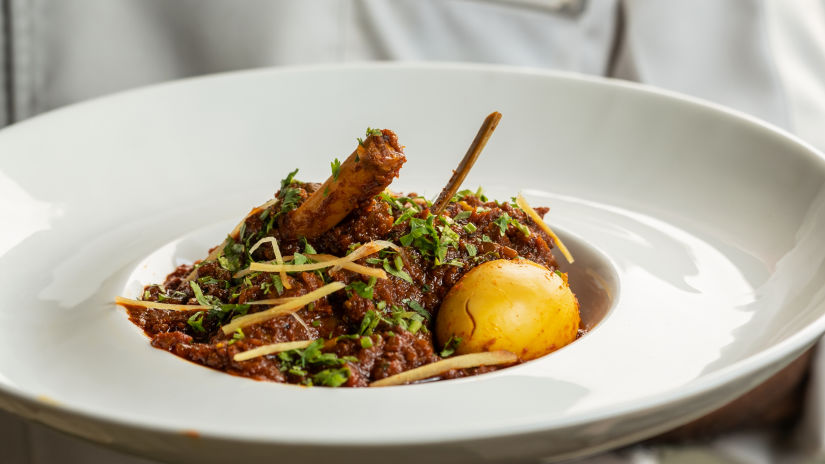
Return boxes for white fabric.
[2,1,825,463]
[2,0,616,121]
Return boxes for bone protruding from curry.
[281,129,406,240]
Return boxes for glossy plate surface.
[1,63,825,463]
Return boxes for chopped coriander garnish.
[492,213,531,238]
[228,328,245,344]
[403,298,431,321]
[301,238,317,255]
[400,214,461,266]
[289,366,308,376]
[481,234,492,243]
[393,207,418,226]
[312,367,350,387]
[330,158,342,180]
[455,189,474,200]
[494,213,512,236]
[453,211,472,221]
[292,252,309,266]
[279,168,298,190]
[387,304,426,334]
[440,336,462,357]
[465,243,477,257]
[359,310,382,336]
[348,276,377,299]
[189,281,219,307]
[277,169,302,216]
[218,235,245,272]
[513,220,531,237]
[187,311,206,333]
[270,275,285,295]
[383,256,413,284]
[365,127,383,137]
[407,318,423,334]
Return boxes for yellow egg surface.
[435,259,580,360]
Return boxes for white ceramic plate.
[1,63,825,464]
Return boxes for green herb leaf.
[187,311,206,333]
[238,222,247,242]
[197,276,219,286]
[407,318,423,334]
[292,252,308,266]
[403,299,431,321]
[393,207,418,226]
[465,243,477,257]
[298,339,344,368]
[347,276,377,299]
[207,303,250,323]
[440,336,462,357]
[312,367,350,387]
[277,168,302,215]
[383,256,413,284]
[494,213,512,236]
[289,366,308,376]
[301,238,317,255]
[360,336,374,349]
[189,281,220,307]
[512,219,531,237]
[270,275,285,295]
[330,158,342,180]
[280,168,299,190]
[359,310,382,336]
[228,328,245,344]
[453,211,472,221]
[218,235,245,272]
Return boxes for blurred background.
[2,0,825,463]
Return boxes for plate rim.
[2,61,825,448]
